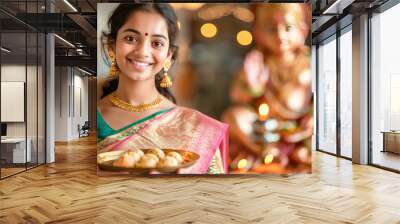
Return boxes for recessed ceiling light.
[63,0,78,12]
[54,34,75,48]
[77,67,93,76]
[1,47,11,53]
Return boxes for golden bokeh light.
[237,30,253,46]
[264,154,274,164]
[258,103,269,116]
[200,23,217,38]
[237,159,248,169]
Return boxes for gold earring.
[108,51,119,77]
[160,60,172,88]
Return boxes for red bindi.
[145,33,148,36]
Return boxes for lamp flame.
[264,154,274,164]
[258,103,269,121]
[237,159,248,169]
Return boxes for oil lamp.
[252,101,280,144]
[250,100,286,173]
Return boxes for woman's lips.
[127,58,153,72]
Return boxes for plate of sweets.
[97,148,199,173]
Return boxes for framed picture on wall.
[96,3,313,175]
[1,81,25,122]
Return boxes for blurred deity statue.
[222,3,313,173]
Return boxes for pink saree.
[98,107,229,174]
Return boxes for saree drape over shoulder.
[97,107,229,174]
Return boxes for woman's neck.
[115,74,159,105]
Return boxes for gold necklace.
[109,94,164,112]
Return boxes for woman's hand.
[243,50,269,93]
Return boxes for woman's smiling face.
[114,10,172,81]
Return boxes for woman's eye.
[125,36,137,43]
[152,41,165,49]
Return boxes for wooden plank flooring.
[1,167,26,178]
[0,136,400,223]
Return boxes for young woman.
[97,4,228,174]
[222,3,313,173]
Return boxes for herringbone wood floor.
[1,136,400,224]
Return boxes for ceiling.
[311,0,390,44]
[0,0,97,73]
[3,0,392,73]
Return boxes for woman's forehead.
[119,10,169,37]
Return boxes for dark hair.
[101,3,179,103]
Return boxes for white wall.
[54,67,89,141]
[1,65,40,138]
[1,64,45,163]
[1,65,26,141]
[55,66,69,141]
[72,73,89,138]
